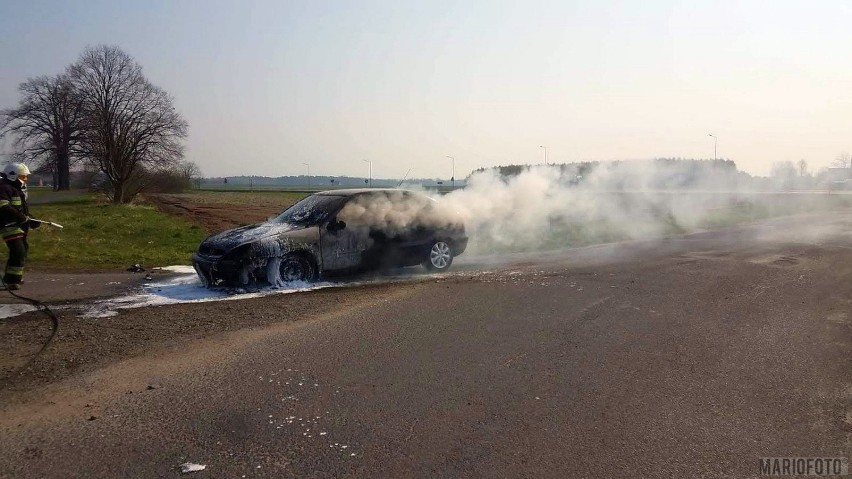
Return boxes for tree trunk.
[56,150,71,190]
[112,181,124,204]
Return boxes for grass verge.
[26,193,207,269]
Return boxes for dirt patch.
[145,193,304,234]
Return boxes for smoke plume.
[438,161,845,255]
[339,160,849,256]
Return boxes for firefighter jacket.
[0,179,29,241]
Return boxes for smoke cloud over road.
[332,160,847,256]
[432,161,842,255]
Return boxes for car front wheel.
[268,253,317,285]
[424,240,453,271]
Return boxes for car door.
[393,191,435,258]
[319,196,373,271]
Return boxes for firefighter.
[0,162,39,289]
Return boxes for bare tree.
[178,160,203,189]
[147,160,203,193]
[796,159,808,177]
[771,161,797,190]
[0,74,84,190]
[69,45,187,203]
[832,152,851,169]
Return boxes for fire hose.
[30,219,64,229]
[1,219,63,378]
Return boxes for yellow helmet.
[4,162,30,182]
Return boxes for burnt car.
[192,189,467,287]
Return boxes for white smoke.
[435,161,842,255]
[333,160,847,256]
[337,189,461,233]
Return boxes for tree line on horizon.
[0,45,195,203]
[200,175,463,187]
[471,157,844,191]
[202,156,846,191]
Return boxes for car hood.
[202,222,305,251]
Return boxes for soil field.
[146,192,308,234]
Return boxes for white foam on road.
[0,303,38,319]
[156,265,196,274]
[82,267,342,318]
[178,463,206,474]
[0,265,444,320]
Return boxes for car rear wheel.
[423,240,453,271]
[268,254,317,285]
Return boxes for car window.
[336,194,375,226]
[272,194,347,226]
[336,190,438,230]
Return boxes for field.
[24,190,312,270]
[26,194,206,269]
[21,190,308,270]
[146,190,307,232]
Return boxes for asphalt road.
[1,214,851,478]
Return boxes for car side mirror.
[327,219,346,233]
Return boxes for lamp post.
[708,134,717,161]
[539,145,549,165]
[302,162,309,185]
[446,156,455,190]
[362,159,372,188]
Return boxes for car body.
[192,189,468,287]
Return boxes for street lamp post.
[708,134,717,161]
[539,145,549,165]
[302,162,309,185]
[445,156,455,190]
[362,159,372,188]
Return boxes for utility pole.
[709,134,718,161]
[539,145,549,165]
[362,159,372,188]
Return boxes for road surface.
[1,213,851,477]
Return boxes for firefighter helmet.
[3,163,31,182]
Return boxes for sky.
[1,0,851,179]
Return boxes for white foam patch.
[0,303,38,319]
[82,268,345,318]
[0,265,442,320]
[153,265,196,274]
[178,463,206,473]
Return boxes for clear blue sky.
[2,0,851,178]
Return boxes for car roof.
[314,188,421,197]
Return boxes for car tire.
[423,240,453,271]
[272,253,317,284]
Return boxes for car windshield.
[272,194,347,226]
